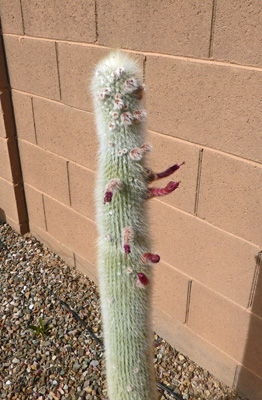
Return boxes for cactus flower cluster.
[92,51,183,399]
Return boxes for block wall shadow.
[0,208,6,223]
[236,251,262,400]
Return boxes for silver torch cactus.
[91,50,183,399]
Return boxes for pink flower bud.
[137,273,149,286]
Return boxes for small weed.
[28,317,51,339]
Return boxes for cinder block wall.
[0,1,261,398]
[0,27,28,233]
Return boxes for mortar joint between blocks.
[94,0,98,43]
[19,0,25,35]
[30,97,38,145]
[194,148,203,216]
[143,55,147,83]
[42,194,48,232]
[55,42,62,100]
[208,0,218,58]
[247,250,262,309]
[184,280,193,325]
[66,160,72,206]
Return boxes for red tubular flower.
[137,273,149,286]
[148,162,185,182]
[124,244,131,257]
[104,190,113,204]
[141,253,160,264]
[147,181,180,199]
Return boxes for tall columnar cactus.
[92,51,183,399]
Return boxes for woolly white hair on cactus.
[91,50,182,399]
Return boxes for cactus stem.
[147,181,180,199]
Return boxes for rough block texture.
[57,43,109,111]
[0,0,24,34]
[0,177,26,225]
[23,183,46,231]
[152,261,189,324]
[152,308,238,388]
[44,195,97,264]
[75,253,98,284]
[33,97,98,169]
[146,55,262,163]
[0,137,14,181]
[21,0,96,42]
[198,150,262,245]
[213,0,262,67]
[67,161,96,220]
[97,0,213,58]
[149,199,259,308]
[0,91,16,138]
[189,281,262,377]
[3,36,60,100]
[18,139,70,205]
[0,137,21,183]
[0,38,9,89]
[12,90,36,143]
[235,365,262,400]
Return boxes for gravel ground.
[0,222,247,400]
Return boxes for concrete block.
[235,364,262,400]
[97,0,213,58]
[152,308,237,388]
[74,252,98,284]
[33,97,98,170]
[0,177,20,222]
[68,161,96,221]
[0,0,24,34]
[0,38,9,89]
[58,43,112,111]
[198,149,262,245]
[22,0,96,42]
[188,281,262,377]
[152,260,189,324]
[213,0,262,67]
[0,137,13,181]
[12,90,36,143]
[18,139,70,205]
[44,195,97,264]
[149,199,259,308]
[3,35,60,100]
[24,183,46,231]
[146,55,262,163]
[0,137,21,183]
[0,90,15,138]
